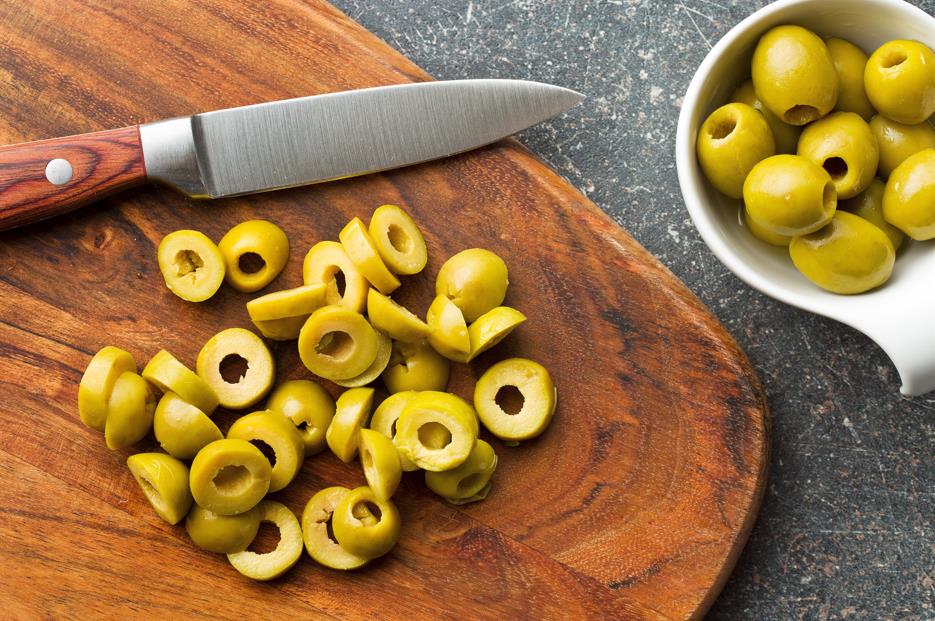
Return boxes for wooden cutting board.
[0,1,769,619]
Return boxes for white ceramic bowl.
[676,0,935,396]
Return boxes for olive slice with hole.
[142,350,219,415]
[196,328,274,410]
[127,452,193,525]
[227,500,303,581]
[189,439,271,516]
[105,372,156,450]
[366,289,430,343]
[153,392,223,460]
[78,346,137,431]
[157,230,226,302]
[218,220,290,293]
[358,428,402,501]
[227,410,305,492]
[334,330,392,388]
[303,241,369,312]
[474,358,556,442]
[301,487,370,570]
[186,503,261,554]
[368,204,428,275]
[298,305,378,381]
[394,391,478,472]
[425,439,497,501]
[325,388,375,463]
[267,379,335,455]
[339,217,400,294]
[331,486,401,559]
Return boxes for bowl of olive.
[676,0,935,396]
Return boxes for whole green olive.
[752,25,839,125]
[870,114,935,177]
[840,178,905,250]
[865,40,935,125]
[730,80,801,154]
[883,148,935,240]
[797,112,879,199]
[790,211,895,294]
[743,154,837,237]
[435,248,509,322]
[827,38,875,121]
[696,102,776,198]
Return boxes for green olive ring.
[266,379,335,455]
[340,217,400,294]
[382,339,450,394]
[157,230,226,302]
[369,391,421,471]
[366,289,430,343]
[466,306,527,362]
[394,391,478,472]
[142,350,219,415]
[153,392,223,460]
[104,372,156,450]
[189,439,271,516]
[474,358,556,442]
[325,388,375,463]
[334,330,392,388]
[227,500,303,581]
[446,481,492,505]
[186,504,262,554]
[127,453,193,525]
[298,305,379,380]
[247,284,327,341]
[301,487,370,570]
[368,204,428,275]
[332,486,401,559]
[78,346,137,431]
[435,248,509,322]
[218,220,290,293]
[227,411,306,493]
[426,294,471,362]
[196,328,275,410]
[358,428,402,500]
[425,439,497,501]
[302,241,370,312]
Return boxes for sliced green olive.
[302,241,369,312]
[218,220,290,293]
[227,410,305,493]
[426,295,470,362]
[466,306,526,362]
[394,391,478,472]
[78,346,136,431]
[366,289,430,343]
[474,358,556,442]
[298,305,378,381]
[196,328,274,410]
[368,204,428,275]
[435,248,509,322]
[301,486,370,570]
[127,452,193,525]
[105,372,156,450]
[334,330,392,388]
[189,439,271,516]
[382,339,450,394]
[185,503,261,554]
[153,392,223,460]
[425,439,497,501]
[227,500,303,581]
[446,481,492,505]
[266,379,335,455]
[332,486,401,559]
[157,230,226,302]
[339,217,401,294]
[247,284,327,341]
[358,428,402,501]
[369,391,421,472]
[325,387,375,463]
[142,350,219,415]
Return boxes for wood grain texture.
[0,126,144,229]
[0,1,769,619]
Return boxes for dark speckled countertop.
[333,0,934,618]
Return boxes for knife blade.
[0,79,582,231]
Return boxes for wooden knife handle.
[0,126,146,231]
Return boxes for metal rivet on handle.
[45,158,73,185]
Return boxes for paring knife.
[0,79,582,231]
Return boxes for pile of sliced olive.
[697,26,935,294]
[78,204,558,581]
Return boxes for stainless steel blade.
[139,80,582,198]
